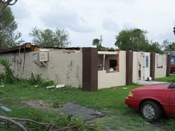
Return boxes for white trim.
[98,51,118,55]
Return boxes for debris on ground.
[0,105,12,112]
[0,83,4,87]
[46,84,65,89]
[59,102,105,121]
[24,100,55,110]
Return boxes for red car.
[170,64,175,73]
[125,83,175,121]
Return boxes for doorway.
[138,52,150,81]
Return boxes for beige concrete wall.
[98,51,126,89]
[132,52,139,83]
[154,54,167,78]
[0,49,82,88]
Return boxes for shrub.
[0,73,5,82]
[28,73,43,86]
[0,58,17,84]
[56,113,100,131]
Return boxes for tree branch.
[0,116,28,131]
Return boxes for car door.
[169,88,175,116]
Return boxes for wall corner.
[82,47,98,91]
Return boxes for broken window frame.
[98,51,120,73]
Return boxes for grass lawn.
[154,74,175,82]
[0,81,175,131]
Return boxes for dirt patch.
[24,100,56,111]
[25,101,106,121]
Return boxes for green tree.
[92,38,115,50]
[92,38,101,48]
[29,27,70,47]
[147,41,163,54]
[162,40,175,51]
[115,29,149,51]
[0,3,20,49]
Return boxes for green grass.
[154,74,175,83]
[0,81,175,131]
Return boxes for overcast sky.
[11,0,175,47]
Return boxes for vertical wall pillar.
[126,50,133,85]
[150,52,155,80]
[82,48,98,91]
[166,54,171,76]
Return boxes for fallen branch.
[0,115,79,131]
[0,116,28,131]
[0,115,55,130]
[0,98,20,103]
[12,117,53,127]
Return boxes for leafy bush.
[56,113,100,131]
[26,109,47,130]
[28,73,43,86]
[0,58,17,84]
[0,73,5,82]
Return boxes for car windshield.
[168,83,175,88]
[171,61,175,65]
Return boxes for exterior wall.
[0,49,83,88]
[132,52,139,83]
[154,54,167,78]
[0,48,168,90]
[98,51,126,89]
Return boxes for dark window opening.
[110,60,117,68]
[146,56,149,67]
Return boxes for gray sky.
[11,0,175,47]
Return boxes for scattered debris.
[0,83,4,87]
[56,84,65,88]
[34,85,39,87]
[24,101,55,111]
[0,105,12,112]
[0,115,53,131]
[46,85,55,89]
[38,100,43,106]
[46,84,65,89]
[0,98,99,130]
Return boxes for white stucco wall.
[154,54,167,78]
[132,52,139,83]
[98,51,126,89]
[0,49,83,88]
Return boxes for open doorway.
[138,52,150,81]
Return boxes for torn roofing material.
[0,43,81,54]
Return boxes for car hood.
[134,83,171,91]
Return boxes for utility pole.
[0,0,18,15]
[99,35,103,46]
[173,26,175,36]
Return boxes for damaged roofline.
[0,43,81,54]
